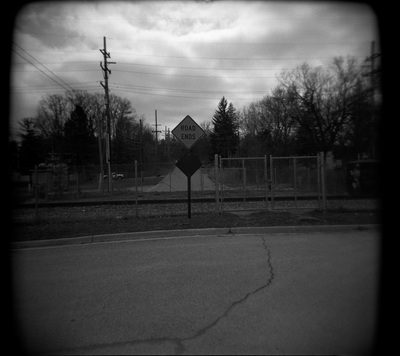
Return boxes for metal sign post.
[172,115,204,218]
[187,175,191,218]
[175,150,202,218]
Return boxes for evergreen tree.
[210,97,239,157]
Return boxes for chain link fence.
[218,154,327,212]
[219,157,269,212]
[269,155,323,210]
[14,153,378,219]
[20,160,219,217]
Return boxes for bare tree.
[35,94,71,139]
[239,101,264,137]
[261,85,296,152]
[109,94,136,140]
[278,57,364,153]
[239,85,296,155]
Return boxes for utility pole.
[165,126,171,162]
[100,36,116,193]
[139,119,144,183]
[152,110,161,171]
[97,115,104,193]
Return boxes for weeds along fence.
[18,153,376,217]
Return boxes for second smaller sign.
[175,150,202,178]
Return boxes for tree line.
[212,56,380,160]
[16,91,154,173]
[13,56,380,173]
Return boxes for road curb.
[11,224,380,249]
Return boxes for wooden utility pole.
[152,110,161,170]
[139,119,144,184]
[165,126,171,162]
[97,115,104,193]
[100,36,116,193]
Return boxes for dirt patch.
[11,207,379,242]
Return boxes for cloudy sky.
[9,0,379,139]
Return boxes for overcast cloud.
[10,0,379,138]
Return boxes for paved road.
[12,229,379,354]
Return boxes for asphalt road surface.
[12,229,380,354]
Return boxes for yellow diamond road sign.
[172,115,205,149]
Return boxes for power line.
[11,81,99,89]
[12,42,76,92]
[11,84,100,94]
[109,86,261,102]
[12,60,97,65]
[19,48,367,62]
[12,59,296,71]
[11,80,265,101]
[109,82,267,95]
[13,56,358,73]
[12,50,74,93]
[11,60,330,74]
[112,68,277,79]
[114,62,294,71]
[112,51,366,61]
[11,68,99,73]
[18,31,374,46]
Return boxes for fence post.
[264,155,268,209]
[293,157,297,208]
[98,172,103,194]
[320,152,327,211]
[34,165,38,220]
[317,154,321,209]
[214,154,219,214]
[76,169,79,200]
[270,155,274,210]
[242,158,246,207]
[220,156,224,213]
[45,172,49,200]
[200,167,204,191]
[135,160,138,218]
[140,163,144,194]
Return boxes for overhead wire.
[112,68,277,79]
[18,48,366,62]
[11,34,372,102]
[21,30,374,46]
[10,81,101,94]
[109,85,261,102]
[12,59,297,71]
[12,49,75,93]
[109,82,267,95]
[12,42,77,92]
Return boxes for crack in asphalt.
[183,236,274,343]
[51,236,274,355]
